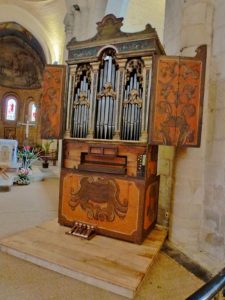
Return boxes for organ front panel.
[56,14,206,244]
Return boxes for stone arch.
[0,22,45,89]
[0,4,53,63]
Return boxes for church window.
[5,96,18,121]
[28,101,37,122]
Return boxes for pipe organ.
[43,14,206,244]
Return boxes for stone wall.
[164,0,225,273]
[200,0,225,268]
[0,86,42,146]
[64,0,107,43]
[122,0,165,41]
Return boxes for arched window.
[4,95,18,121]
[28,101,37,122]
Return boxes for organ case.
[55,14,206,244]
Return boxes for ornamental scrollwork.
[97,82,117,100]
[123,89,143,107]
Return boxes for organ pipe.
[72,65,91,138]
[121,59,143,141]
[95,50,117,139]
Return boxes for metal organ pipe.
[123,84,130,140]
[111,60,116,136]
[73,93,78,137]
[95,52,117,139]
[77,87,81,137]
[72,71,90,138]
[129,76,134,140]
[96,66,103,138]
[105,56,110,138]
[100,60,107,138]
[122,67,142,141]
[111,63,115,89]
[99,68,103,91]
[103,59,108,85]
[107,56,112,82]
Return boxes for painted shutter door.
[149,45,206,147]
[41,65,66,139]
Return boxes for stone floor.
[0,170,205,299]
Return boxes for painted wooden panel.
[144,176,159,230]
[150,45,206,147]
[41,65,65,139]
[59,170,147,243]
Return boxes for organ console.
[41,14,206,244]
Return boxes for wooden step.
[0,219,167,299]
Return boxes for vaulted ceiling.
[0,0,165,64]
[0,0,67,63]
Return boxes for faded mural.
[0,37,44,89]
[0,22,45,144]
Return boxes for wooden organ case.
[54,15,206,244]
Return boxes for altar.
[0,139,19,190]
[0,139,18,169]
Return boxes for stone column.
[63,6,76,43]
[113,59,127,140]
[63,7,75,62]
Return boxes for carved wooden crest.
[67,14,160,51]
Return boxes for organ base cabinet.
[41,15,206,243]
[59,140,159,244]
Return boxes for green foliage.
[17,145,41,170]
[43,140,54,154]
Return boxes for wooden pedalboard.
[58,140,159,244]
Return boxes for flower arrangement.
[17,168,30,178]
[17,167,31,185]
[16,146,41,185]
[17,145,41,169]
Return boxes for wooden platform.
[0,220,167,299]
